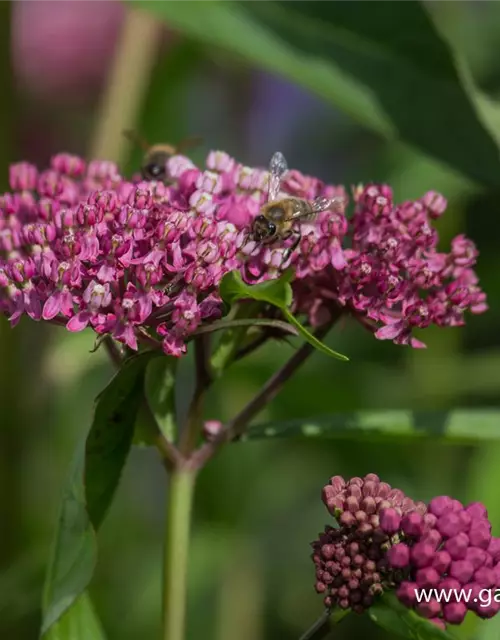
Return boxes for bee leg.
[281,229,302,266]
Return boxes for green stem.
[89,5,163,161]
[163,467,196,640]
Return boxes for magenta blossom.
[314,478,500,629]
[0,151,487,356]
[386,496,500,627]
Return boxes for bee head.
[252,214,277,241]
[141,151,169,181]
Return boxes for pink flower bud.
[443,602,467,625]
[429,496,454,517]
[401,512,424,537]
[379,508,401,534]
[432,550,451,574]
[411,542,435,568]
[465,502,488,521]
[437,512,463,538]
[396,581,417,607]
[202,420,223,442]
[415,567,440,588]
[469,522,491,550]
[416,599,441,619]
[449,560,474,584]
[465,547,487,571]
[444,533,469,560]
[420,529,442,549]
[488,537,500,562]
[387,543,410,569]
[474,567,496,587]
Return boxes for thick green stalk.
[163,467,196,640]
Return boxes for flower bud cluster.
[314,478,500,631]
[385,496,500,629]
[312,474,426,613]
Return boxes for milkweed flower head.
[0,151,487,356]
[313,477,500,629]
[313,474,427,613]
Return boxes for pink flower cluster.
[0,150,487,356]
[386,496,500,627]
[313,474,426,613]
[314,476,500,630]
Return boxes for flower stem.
[190,318,339,470]
[298,608,349,640]
[298,609,332,640]
[163,466,196,640]
[180,335,212,455]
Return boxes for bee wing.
[176,136,203,154]
[268,151,288,201]
[287,196,346,222]
[311,196,345,213]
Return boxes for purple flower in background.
[12,0,124,99]
[0,149,487,356]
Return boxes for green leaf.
[369,593,459,640]
[132,0,500,188]
[42,352,154,636]
[242,409,500,443]
[219,269,294,309]
[144,356,177,442]
[218,270,348,362]
[44,592,106,640]
[281,309,348,361]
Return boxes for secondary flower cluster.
[387,496,500,627]
[313,474,426,613]
[313,476,500,630]
[0,151,487,355]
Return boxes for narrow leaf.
[42,352,154,635]
[44,592,106,640]
[144,356,177,442]
[132,0,500,187]
[282,309,348,361]
[41,442,97,635]
[242,409,500,443]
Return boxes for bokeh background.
[1,1,499,639]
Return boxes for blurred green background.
[1,1,499,639]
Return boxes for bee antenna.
[176,136,203,154]
[122,129,149,151]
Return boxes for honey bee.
[251,152,345,263]
[123,130,202,182]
